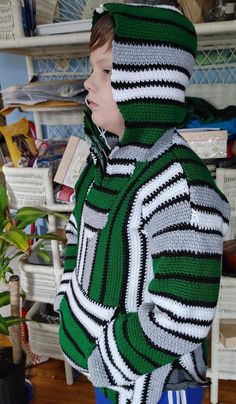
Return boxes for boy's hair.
[90,13,114,51]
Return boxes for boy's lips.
[88,99,99,109]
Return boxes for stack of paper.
[1,79,86,106]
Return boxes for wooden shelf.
[0,31,90,57]
[0,20,235,56]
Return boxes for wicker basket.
[2,164,54,209]
[26,302,62,359]
[215,168,236,241]
[0,0,24,40]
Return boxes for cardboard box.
[220,324,236,348]
[54,136,90,189]
[179,129,228,159]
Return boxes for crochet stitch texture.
[56,4,230,404]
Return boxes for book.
[36,19,92,36]
[54,136,90,189]
[220,324,236,348]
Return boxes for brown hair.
[90,13,115,51]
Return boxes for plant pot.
[0,346,26,404]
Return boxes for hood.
[84,2,197,165]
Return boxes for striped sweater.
[56,4,230,404]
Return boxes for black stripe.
[125,121,181,129]
[118,97,185,107]
[143,171,185,205]
[191,201,226,221]
[92,182,119,195]
[107,157,136,165]
[149,312,202,344]
[156,273,220,284]
[152,251,221,260]
[115,35,196,57]
[143,194,190,226]
[150,291,218,308]
[85,199,110,214]
[152,223,222,237]
[154,304,212,327]
[113,62,191,79]
[112,80,185,91]
[103,326,132,383]
[68,219,77,231]
[60,309,86,359]
[118,12,196,39]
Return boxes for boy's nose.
[84,75,94,92]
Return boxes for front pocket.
[76,202,109,292]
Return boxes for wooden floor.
[1,336,236,403]
[25,358,236,404]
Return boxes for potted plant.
[0,182,66,404]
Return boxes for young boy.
[55,3,230,403]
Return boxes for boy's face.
[84,43,125,138]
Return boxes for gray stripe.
[180,351,206,383]
[82,204,108,230]
[191,185,230,219]
[146,365,172,404]
[193,344,207,380]
[113,42,195,74]
[81,233,98,293]
[145,201,190,235]
[110,128,175,162]
[138,303,200,355]
[150,230,222,255]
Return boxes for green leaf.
[5,316,27,327]
[0,291,10,308]
[37,250,51,264]
[0,184,8,231]
[0,228,30,254]
[0,314,9,336]
[28,232,64,241]
[14,207,67,225]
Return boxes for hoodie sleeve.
[88,162,230,388]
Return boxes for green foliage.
[0,183,67,336]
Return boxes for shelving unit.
[0,3,236,400]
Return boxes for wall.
[0,53,33,124]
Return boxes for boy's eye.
[103,69,111,74]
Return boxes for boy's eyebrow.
[89,56,112,66]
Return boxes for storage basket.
[0,0,24,40]
[26,302,63,360]
[215,168,236,241]
[2,164,54,209]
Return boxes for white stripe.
[168,391,174,404]
[113,85,185,103]
[107,320,138,381]
[180,390,187,404]
[106,163,135,175]
[112,68,189,86]
[132,374,146,404]
[180,354,205,383]
[143,178,188,218]
[71,276,115,321]
[191,209,224,232]
[154,311,210,340]
[151,294,216,322]
[176,390,180,404]
[67,278,102,337]
[98,333,129,385]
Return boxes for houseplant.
[0,182,66,403]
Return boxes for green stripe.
[119,103,186,123]
[60,298,95,364]
[114,14,196,54]
[150,278,220,304]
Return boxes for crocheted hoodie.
[56,3,230,403]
